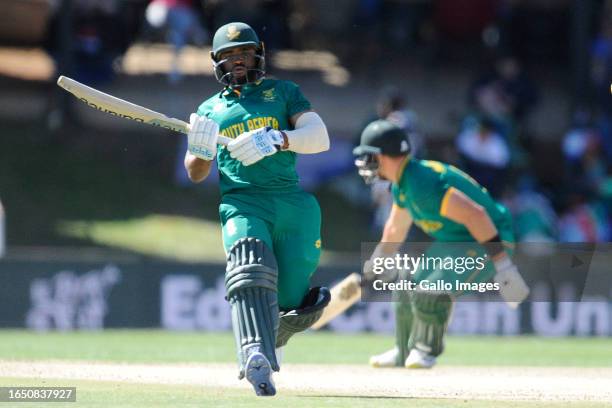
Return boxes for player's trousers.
[219,190,322,310]
[394,215,515,359]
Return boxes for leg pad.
[409,292,452,357]
[226,238,280,376]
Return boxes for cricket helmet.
[210,22,265,87]
[353,120,411,184]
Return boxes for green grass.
[0,378,606,408]
[58,215,226,262]
[0,331,610,407]
[0,330,610,367]
[55,214,359,264]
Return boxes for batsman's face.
[376,154,392,180]
[218,46,257,79]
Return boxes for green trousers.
[395,217,515,359]
[219,190,322,310]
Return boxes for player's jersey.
[391,158,511,242]
[197,78,311,195]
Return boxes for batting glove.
[188,113,219,161]
[363,244,399,283]
[227,127,284,166]
[493,256,530,309]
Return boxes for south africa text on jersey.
[220,116,280,138]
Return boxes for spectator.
[463,84,523,168]
[466,54,537,166]
[558,191,610,243]
[145,0,208,82]
[44,0,128,84]
[470,55,538,124]
[456,117,510,197]
[376,86,424,157]
[591,9,612,161]
[562,109,606,194]
[502,177,557,244]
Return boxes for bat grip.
[184,120,230,146]
[217,135,231,146]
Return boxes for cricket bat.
[57,76,231,145]
[311,273,362,330]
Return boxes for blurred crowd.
[40,0,581,82]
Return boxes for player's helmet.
[210,22,265,87]
[353,120,411,184]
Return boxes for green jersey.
[392,158,511,242]
[197,78,311,195]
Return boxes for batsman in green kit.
[354,120,529,369]
[184,22,331,396]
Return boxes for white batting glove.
[227,127,284,166]
[187,113,219,161]
[493,256,530,309]
[363,244,399,283]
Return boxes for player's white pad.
[227,127,284,166]
[187,113,219,161]
[493,257,530,309]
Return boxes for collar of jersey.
[396,156,411,186]
[222,79,264,97]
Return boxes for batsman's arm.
[377,204,413,255]
[281,111,329,154]
[440,187,529,306]
[439,187,501,251]
[363,204,412,281]
[184,153,213,183]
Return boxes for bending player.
[184,22,331,396]
[354,120,529,369]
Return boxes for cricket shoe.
[245,351,276,396]
[369,347,401,368]
[405,348,437,369]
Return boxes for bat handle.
[217,135,231,146]
[197,113,230,146]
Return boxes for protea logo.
[227,25,241,40]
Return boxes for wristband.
[484,234,505,258]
